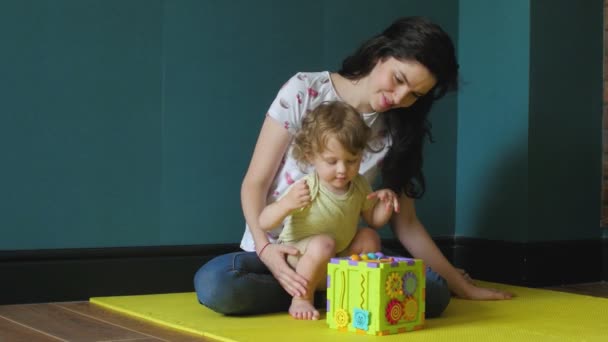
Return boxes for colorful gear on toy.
[402,297,418,321]
[353,308,370,331]
[385,299,403,325]
[334,308,350,328]
[402,271,418,295]
[385,272,403,298]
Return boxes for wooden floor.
[0,301,210,342]
[1,282,607,342]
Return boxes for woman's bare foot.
[289,296,320,320]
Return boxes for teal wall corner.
[456,0,604,242]
[456,0,531,241]
[528,0,604,241]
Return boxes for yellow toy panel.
[326,253,425,336]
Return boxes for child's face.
[310,137,363,193]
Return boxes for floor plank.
[0,303,157,342]
[56,302,209,341]
[544,281,608,298]
[98,339,161,342]
[0,315,62,342]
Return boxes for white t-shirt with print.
[240,71,392,252]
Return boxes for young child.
[258,101,399,320]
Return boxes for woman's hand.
[455,267,474,285]
[259,243,309,297]
[452,277,514,300]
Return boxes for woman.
[194,16,512,317]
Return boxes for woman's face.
[367,57,437,112]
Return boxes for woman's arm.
[392,195,513,300]
[241,116,309,297]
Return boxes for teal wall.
[456,0,603,241]
[2,0,603,250]
[1,0,164,249]
[456,0,531,240]
[0,0,459,250]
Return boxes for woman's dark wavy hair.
[338,16,459,198]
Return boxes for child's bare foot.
[289,296,320,320]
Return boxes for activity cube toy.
[326,253,425,336]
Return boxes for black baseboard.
[385,237,606,287]
[1,238,606,305]
[381,236,454,261]
[450,238,605,287]
[0,245,240,305]
[604,237,608,281]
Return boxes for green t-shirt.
[277,172,375,253]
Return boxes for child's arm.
[361,189,400,229]
[258,179,311,230]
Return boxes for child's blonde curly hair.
[292,101,371,166]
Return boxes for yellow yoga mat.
[91,282,607,342]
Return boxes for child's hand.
[367,189,400,213]
[280,179,311,211]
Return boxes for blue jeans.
[194,251,451,317]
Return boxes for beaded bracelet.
[257,242,271,257]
